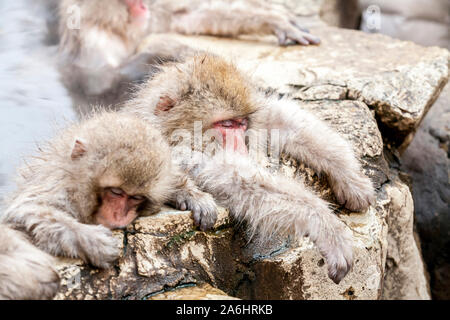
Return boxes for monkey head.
[62,0,149,38]
[127,54,261,153]
[66,113,174,229]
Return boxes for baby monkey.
[1,112,217,269]
[123,54,375,283]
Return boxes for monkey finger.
[287,30,321,45]
[274,29,289,46]
[200,209,217,231]
[192,207,202,227]
[289,19,310,33]
[178,201,188,211]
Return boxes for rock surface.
[401,83,450,299]
[381,176,431,300]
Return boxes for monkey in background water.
[57,0,320,114]
[123,54,375,283]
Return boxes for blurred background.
[0,0,448,299]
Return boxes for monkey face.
[67,113,175,229]
[94,187,145,229]
[146,55,259,147]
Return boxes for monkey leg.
[254,97,375,212]
[167,0,320,46]
[183,152,353,283]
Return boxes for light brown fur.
[0,224,60,300]
[1,112,217,273]
[123,54,375,283]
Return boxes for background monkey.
[123,54,375,283]
[1,112,217,269]
[57,0,320,114]
[0,224,60,300]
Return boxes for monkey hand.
[330,172,376,212]
[271,17,320,46]
[175,190,218,232]
[76,224,120,269]
[315,215,354,284]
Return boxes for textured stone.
[149,283,239,300]
[381,177,431,300]
[401,83,450,299]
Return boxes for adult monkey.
[58,0,320,114]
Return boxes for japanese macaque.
[123,54,375,284]
[0,224,60,300]
[1,112,217,269]
[57,0,320,114]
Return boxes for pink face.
[94,187,146,229]
[124,0,149,27]
[214,118,249,154]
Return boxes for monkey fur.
[1,112,217,272]
[0,224,60,300]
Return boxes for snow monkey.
[123,54,375,284]
[58,0,320,113]
[1,112,217,270]
[0,224,60,300]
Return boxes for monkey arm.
[164,0,320,46]
[1,202,119,269]
[254,97,375,212]
[165,167,218,231]
[180,151,352,283]
[0,225,60,300]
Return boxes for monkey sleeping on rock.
[123,54,375,284]
[1,112,218,278]
[58,0,320,114]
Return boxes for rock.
[381,176,431,300]
[149,26,449,151]
[149,283,239,300]
[401,83,450,299]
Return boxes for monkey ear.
[155,96,175,115]
[71,139,87,160]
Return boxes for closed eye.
[131,195,145,201]
[109,188,125,196]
